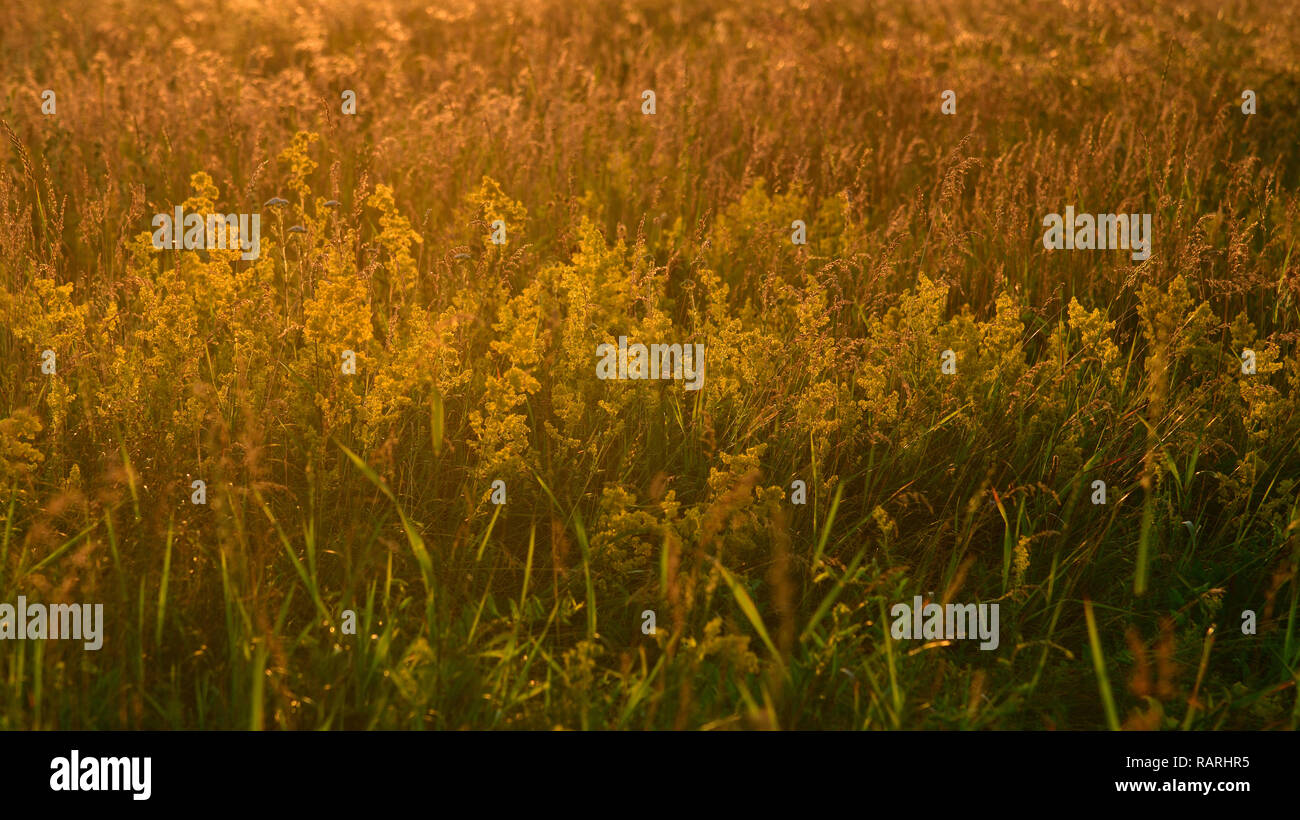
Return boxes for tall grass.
[0,0,1297,729]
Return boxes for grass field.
[1,0,1298,730]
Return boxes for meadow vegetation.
[0,0,1297,729]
